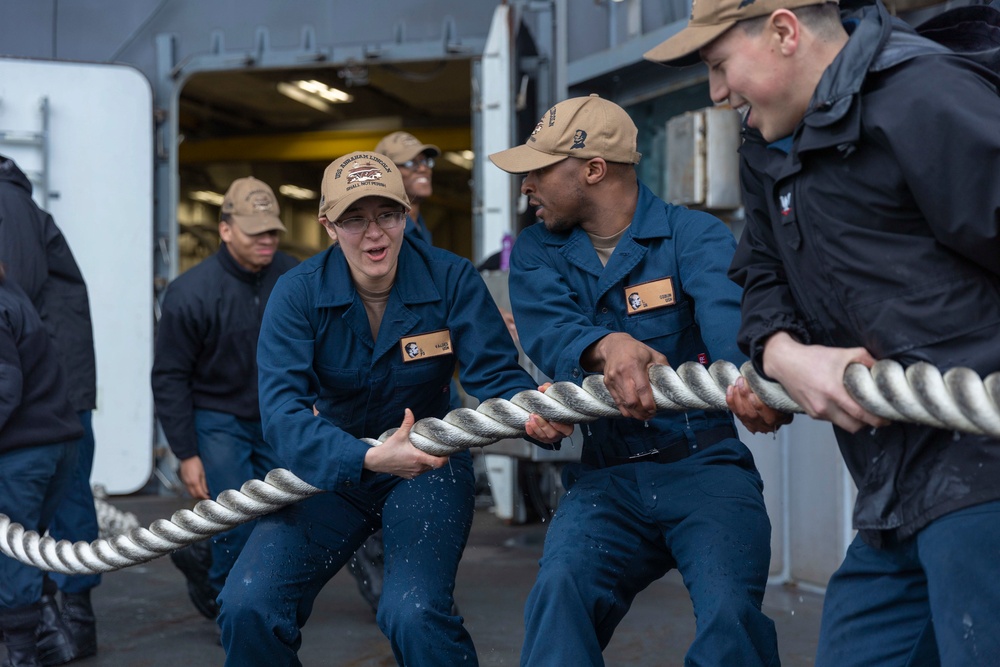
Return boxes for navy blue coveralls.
[219,238,546,667]
[509,182,778,666]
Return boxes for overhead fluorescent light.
[189,190,224,205]
[279,184,318,200]
[294,79,354,103]
[277,82,332,113]
[278,79,355,113]
[443,150,474,170]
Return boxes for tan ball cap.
[489,94,642,174]
[644,0,835,67]
[318,152,411,222]
[374,131,441,165]
[220,177,287,234]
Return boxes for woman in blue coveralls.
[217,151,571,666]
[0,263,82,666]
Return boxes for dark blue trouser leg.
[219,451,477,667]
[919,500,1000,665]
[521,440,777,667]
[378,451,477,667]
[817,499,1000,667]
[0,442,76,609]
[816,534,937,667]
[218,494,360,667]
[49,411,100,594]
[195,409,284,596]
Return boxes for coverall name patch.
[400,329,453,362]
[624,277,675,314]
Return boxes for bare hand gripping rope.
[2,359,998,575]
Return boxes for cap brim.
[643,21,735,67]
[231,214,287,234]
[394,144,441,163]
[488,145,569,174]
[320,192,411,223]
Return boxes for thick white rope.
[2,359,997,575]
[92,484,141,539]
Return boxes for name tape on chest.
[624,277,676,314]
[400,329,454,362]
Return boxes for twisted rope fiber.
[94,494,141,539]
[2,359,998,575]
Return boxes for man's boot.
[169,540,219,620]
[0,603,43,667]
[59,592,96,660]
[34,595,76,666]
[347,531,384,614]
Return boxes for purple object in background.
[499,233,513,271]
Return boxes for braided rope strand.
[2,359,997,575]
[0,468,324,575]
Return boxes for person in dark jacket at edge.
[0,263,83,667]
[648,0,1000,664]
[151,177,298,628]
[0,155,101,665]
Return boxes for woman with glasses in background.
[217,151,571,667]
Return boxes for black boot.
[34,595,77,667]
[347,531,384,614]
[59,592,96,661]
[169,540,219,620]
[1,603,43,667]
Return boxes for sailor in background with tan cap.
[646,0,1000,665]
[217,152,570,666]
[491,94,785,666]
[374,131,440,245]
[152,176,298,625]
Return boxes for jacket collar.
[802,4,888,133]
[802,2,947,137]
[532,181,668,298]
[218,243,268,283]
[761,0,948,177]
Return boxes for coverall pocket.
[623,304,693,346]
[315,366,367,426]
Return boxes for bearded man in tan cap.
[647,1,1000,665]
[152,176,298,625]
[491,94,786,666]
[216,151,570,665]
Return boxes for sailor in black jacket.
[0,154,102,661]
[0,264,82,666]
[151,177,298,618]
[647,0,1000,664]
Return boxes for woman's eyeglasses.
[334,210,406,235]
